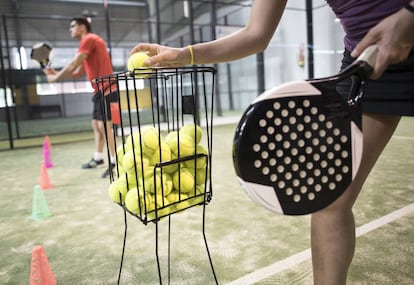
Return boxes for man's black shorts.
[92,90,119,121]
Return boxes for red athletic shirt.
[78,33,114,93]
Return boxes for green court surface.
[0,117,412,284]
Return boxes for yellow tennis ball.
[179,124,202,145]
[165,132,195,157]
[166,191,190,212]
[141,126,160,156]
[125,187,150,216]
[178,134,196,157]
[162,151,180,174]
[116,145,126,173]
[190,166,208,186]
[122,149,149,174]
[173,167,195,193]
[149,141,171,165]
[108,180,124,204]
[188,185,205,205]
[184,144,208,169]
[124,132,145,153]
[147,194,171,220]
[143,169,173,196]
[165,131,179,154]
[118,171,138,190]
[127,52,152,78]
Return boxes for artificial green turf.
[0,119,412,284]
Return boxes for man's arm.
[44,52,87,82]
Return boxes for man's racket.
[233,45,377,215]
[30,42,53,68]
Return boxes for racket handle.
[355,45,377,68]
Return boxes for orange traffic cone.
[30,245,57,285]
[39,163,53,190]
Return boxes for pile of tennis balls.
[108,124,209,220]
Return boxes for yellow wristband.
[188,45,194,65]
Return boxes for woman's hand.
[130,44,191,67]
[351,4,414,79]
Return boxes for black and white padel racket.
[233,45,377,215]
[30,42,53,68]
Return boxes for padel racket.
[233,45,377,215]
[30,42,53,68]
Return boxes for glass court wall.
[0,0,345,150]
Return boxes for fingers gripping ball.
[179,124,202,145]
[127,52,152,78]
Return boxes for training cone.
[31,185,51,221]
[44,135,51,149]
[43,141,53,168]
[39,163,53,190]
[30,245,57,285]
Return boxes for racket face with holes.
[233,80,363,215]
[31,42,52,68]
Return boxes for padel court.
[0,1,413,284]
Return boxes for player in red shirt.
[44,17,117,178]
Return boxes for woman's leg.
[311,113,401,285]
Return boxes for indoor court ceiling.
[0,0,250,47]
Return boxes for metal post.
[306,0,314,79]
[103,0,112,61]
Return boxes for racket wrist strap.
[405,2,414,13]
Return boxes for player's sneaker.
[81,158,104,169]
[102,163,116,178]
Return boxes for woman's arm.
[131,0,287,67]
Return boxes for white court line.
[392,135,414,140]
[225,203,414,285]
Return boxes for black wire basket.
[95,66,216,224]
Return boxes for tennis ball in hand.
[173,167,195,193]
[127,52,152,78]
[179,124,202,145]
